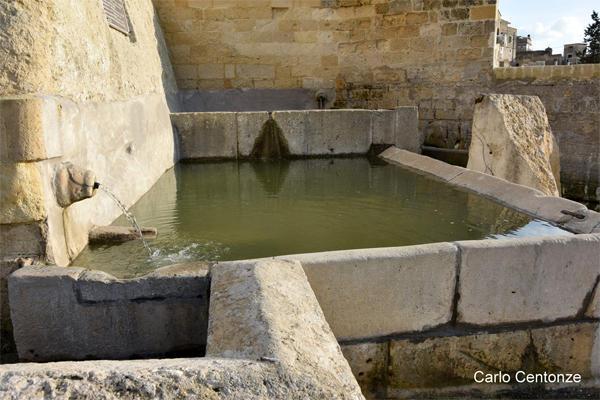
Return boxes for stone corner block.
[394,106,421,154]
[0,162,46,224]
[206,258,363,397]
[456,235,600,326]
[0,97,46,163]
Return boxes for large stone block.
[0,222,46,259]
[467,94,559,197]
[236,111,270,157]
[457,234,600,326]
[171,112,237,159]
[207,258,363,397]
[394,106,421,153]
[285,243,458,340]
[0,98,46,162]
[304,110,372,155]
[8,263,210,362]
[0,163,46,224]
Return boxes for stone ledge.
[279,244,457,341]
[379,147,600,234]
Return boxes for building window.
[102,0,130,36]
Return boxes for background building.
[564,43,587,64]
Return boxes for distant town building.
[515,47,563,66]
[495,18,517,67]
[517,35,532,52]
[494,12,517,67]
[563,43,587,64]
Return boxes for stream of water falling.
[97,184,152,256]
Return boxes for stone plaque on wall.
[102,0,130,36]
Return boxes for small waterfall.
[96,183,152,256]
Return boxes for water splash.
[96,183,152,256]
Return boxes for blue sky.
[498,0,597,53]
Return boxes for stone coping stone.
[379,147,600,234]
[277,244,457,341]
[207,258,364,398]
[456,234,600,326]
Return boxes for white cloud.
[517,16,586,52]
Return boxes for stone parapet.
[494,64,600,81]
[172,108,421,159]
[8,263,210,362]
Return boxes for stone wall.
[493,65,600,202]
[0,0,179,361]
[155,0,498,147]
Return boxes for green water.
[73,157,569,278]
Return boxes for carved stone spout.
[54,163,97,208]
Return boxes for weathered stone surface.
[171,112,238,159]
[584,281,599,318]
[388,330,531,391]
[304,110,372,155]
[457,234,600,326]
[271,111,309,155]
[372,110,395,145]
[0,357,351,399]
[531,323,598,378]
[468,94,559,197]
[283,243,457,340]
[88,226,157,242]
[341,342,388,399]
[0,98,46,162]
[0,0,178,102]
[0,258,33,362]
[394,106,421,153]
[207,258,364,398]
[0,163,46,224]
[8,264,210,362]
[385,322,599,397]
[0,222,46,259]
[236,111,270,157]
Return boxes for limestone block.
[531,322,598,380]
[237,112,270,157]
[584,281,599,318]
[304,110,372,155]
[341,342,388,399]
[394,106,421,153]
[0,258,33,359]
[388,330,530,391]
[0,357,352,399]
[0,98,46,162]
[171,112,237,159]
[0,163,46,224]
[457,234,600,326]
[272,111,309,155]
[284,243,458,340]
[372,110,395,145]
[8,264,210,361]
[467,94,559,197]
[206,259,363,397]
[0,222,46,259]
